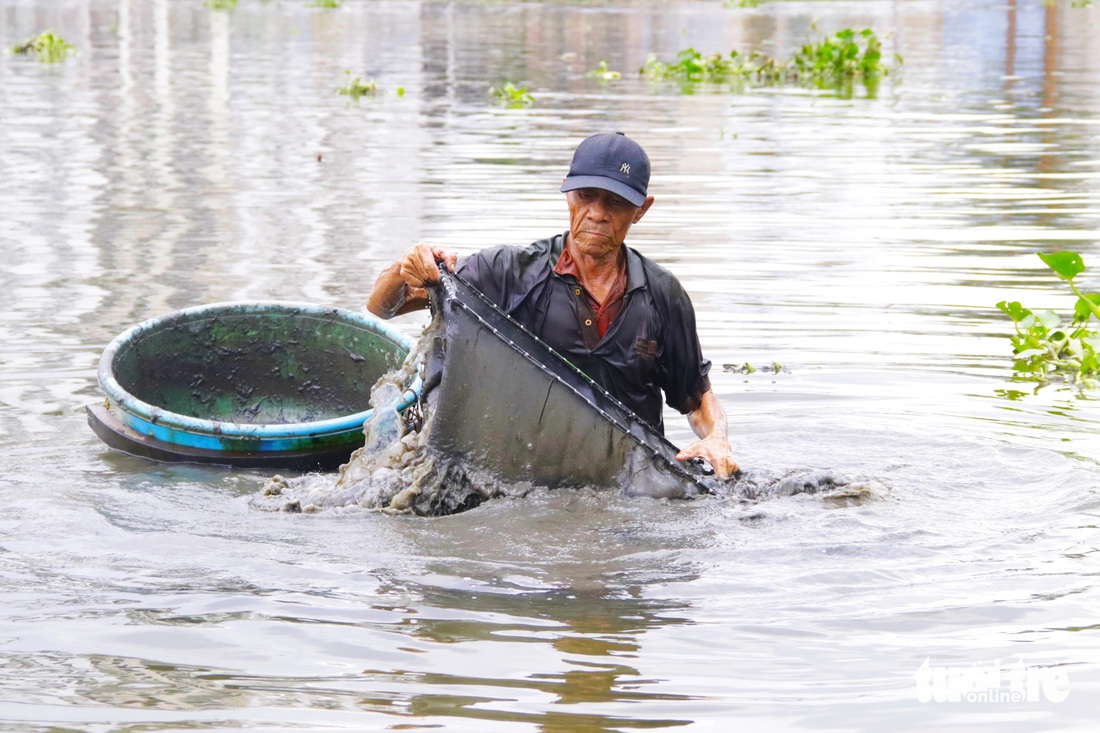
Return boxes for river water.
[2,0,1099,730]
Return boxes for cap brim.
[560,175,646,208]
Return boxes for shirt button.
[584,319,593,327]
[574,288,581,296]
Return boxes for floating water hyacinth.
[997,251,1100,390]
[789,28,893,93]
[640,28,899,97]
[489,82,534,107]
[641,47,780,84]
[11,30,75,62]
[338,72,380,99]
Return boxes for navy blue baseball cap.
[560,132,651,207]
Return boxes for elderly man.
[367,132,738,478]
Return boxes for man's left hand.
[676,435,739,479]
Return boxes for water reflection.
[3,0,1100,730]
[361,583,700,729]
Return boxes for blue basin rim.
[86,402,366,471]
[97,301,421,450]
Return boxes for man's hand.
[397,242,458,289]
[676,434,739,479]
[367,242,457,318]
[677,390,739,479]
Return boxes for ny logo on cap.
[620,163,631,175]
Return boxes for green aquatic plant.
[11,30,75,62]
[586,60,622,80]
[723,362,788,375]
[204,0,237,9]
[641,48,754,83]
[997,251,1100,389]
[338,72,380,99]
[789,28,892,93]
[640,28,898,97]
[489,82,533,108]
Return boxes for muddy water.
[1,0,1099,730]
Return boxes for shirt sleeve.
[455,246,521,311]
[659,279,712,415]
[455,241,555,315]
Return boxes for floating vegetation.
[204,0,237,9]
[338,72,381,99]
[586,60,621,81]
[997,251,1100,390]
[488,82,534,108]
[790,28,891,94]
[336,73,405,100]
[723,362,789,375]
[641,28,898,97]
[11,30,75,62]
[641,48,780,85]
[309,0,342,7]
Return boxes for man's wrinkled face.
[565,188,653,259]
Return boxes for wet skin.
[565,187,654,263]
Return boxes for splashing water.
[251,311,530,516]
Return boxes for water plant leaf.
[1034,309,1061,330]
[1075,293,1100,321]
[1038,251,1085,282]
[996,300,1031,323]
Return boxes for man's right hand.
[367,242,458,318]
[397,242,458,288]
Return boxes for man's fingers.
[676,445,738,480]
[427,245,458,273]
[399,243,458,287]
[716,456,739,479]
[439,250,458,272]
[399,261,436,287]
[399,244,444,287]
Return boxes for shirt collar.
[623,244,647,293]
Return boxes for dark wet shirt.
[552,245,628,341]
[456,232,712,433]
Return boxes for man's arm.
[367,242,457,319]
[675,390,739,478]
